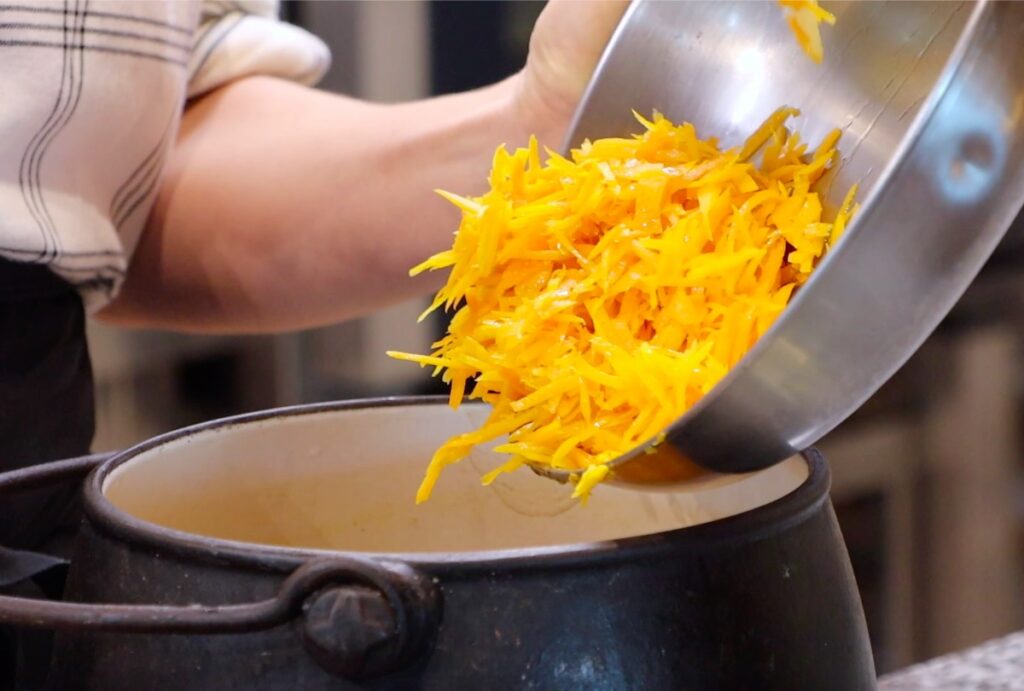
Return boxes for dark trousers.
[0,259,95,690]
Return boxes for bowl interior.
[102,402,809,554]
[569,0,971,211]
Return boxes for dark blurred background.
[86,1,1024,675]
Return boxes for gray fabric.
[0,258,92,690]
[0,548,65,589]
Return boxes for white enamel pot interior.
[101,399,810,554]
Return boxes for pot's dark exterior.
[43,409,874,691]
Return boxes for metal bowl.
[552,0,1024,487]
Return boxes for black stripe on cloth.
[0,247,121,257]
[0,4,192,36]
[52,264,126,276]
[109,115,173,220]
[114,160,161,230]
[17,0,71,261]
[29,0,88,261]
[0,22,191,53]
[110,157,162,224]
[108,148,161,219]
[0,38,188,66]
[66,268,118,282]
[189,12,245,81]
[190,14,220,50]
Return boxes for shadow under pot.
[0,397,873,689]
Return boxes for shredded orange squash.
[389,108,857,503]
[779,0,836,63]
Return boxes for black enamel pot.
[0,397,874,690]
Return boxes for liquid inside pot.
[102,402,808,554]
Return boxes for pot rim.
[82,396,831,576]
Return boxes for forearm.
[100,74,564,333]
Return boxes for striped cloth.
[0,0,330,310]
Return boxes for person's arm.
[99,0,628,334]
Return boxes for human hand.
[517,0,630,146]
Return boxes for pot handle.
[0,456,441,679]
[0,451,112,494]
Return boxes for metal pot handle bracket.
[0,454,440,680]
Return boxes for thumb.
[521,0,630,138]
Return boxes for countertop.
[879,631,1024,689]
